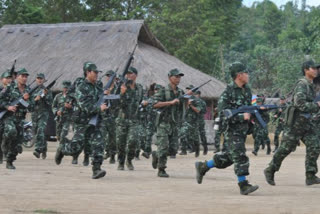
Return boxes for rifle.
[222,105,280,128]
[89,68,120,126]
[0,82,44,119]
[38,74,63,98]
[10,60,16,77]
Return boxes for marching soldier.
[195,91,208,155]
[272,96,287,152]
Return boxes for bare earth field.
[1,141,320,214]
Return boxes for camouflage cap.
[127,67,138,75]
[302,60,319,70]
[280,96,286,100]
[256,97,264,103]
[36,73,45,79]
[83,61,99,72]
[62,80,71,88]
[168,68,184,77]
[154,84,163,90]
[229,62,248,78]
[1,71,12,79]
[195,90,201,95]
[106,70,115,76]
[186,84,195,90]
[17,68,29,76]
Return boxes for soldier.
[272,96,287,152]
[264,60,320,186]
[32,73,53,159]
[213,108,226,153]
[0,71,13,164]
[55,62,108,179]
[52,81,74,161]
[1,68,33,169]
[195,62,259,195]
[252,96,271,155]
[195,91,208,155]
[116,67,144,170]
[100,70,118,164]
[152,68,186,177]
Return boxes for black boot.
[92,163,106,179]
[252,150,258,156]
[42,151,47,160]
[195,161,210,184]
[158,168,169,178]
[109,154,116,164]
[203,145,208,155]
[306,173,320,186]
[264,167,276,186]
[142,152,150,159]
[266,145,271,155]
[117,162,124,170]
[179,150,187,155]
[152,151,158,169]
[6,161,16,170]
[33,150,40,159]
[55,147,64,165]
[135,151,140,160]
[72,155,78,165]
[126,159,134,170]
[83,154,89,166]
[238,180,259,195]
[195,147,200,158]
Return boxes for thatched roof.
[0,20,226,98]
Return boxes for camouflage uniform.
[31,73,53,157]
[135,102,148,159]
[116,71,143,170]
[55,62,106,179]
[273,99,287,151]
[152,69,185,177]
[1,69,34,169]
[197,96,208,154]
[143,97,157,156]
[213,112,226,152]
[265,73,320,184]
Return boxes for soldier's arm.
[44,90,53,106]
[153,88,178,108]
[294,83,319,113]
[76,86,100,115]
[52,94,59,115]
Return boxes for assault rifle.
[10,59,16,77]
[38,74,63,98]
[222,105,280,128]
[0,82,44,119]
[89,69,120,126]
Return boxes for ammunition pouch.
[284,105,296,127]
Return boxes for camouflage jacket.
[118,83,144,120]
[31,84,53,112]
[1,82,33,119]
[153,84,185,124]
[197,97,207,122]
[101,86,120,120]
[74,79,102,124]
[52,92,74,120]
[185,96,201,124]
[218,81,252,134]
[272,102,287,125]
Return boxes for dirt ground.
[1,141,320,214]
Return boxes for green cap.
[154,84,163,90]
[1,71,12,79]
[229,62,248,78]
[256,97,264,103]
[280,96,286,100]
[106,70,115,76]
[83,62,99,72]
[302,60,320,70]
[36,73,45,79]
[168,68,184,77]
[127,67,138,75]
[62,80,71,88]
[195,90,201,95]
[17,68,29,76]
[186,84,195,90]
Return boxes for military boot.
[306,173,320,186]
[158,168,169,178]
[33,151,40,159]
[195,147,200,158]
[266,145,271,155]
[6,161,16,170]
[252,150,258,156]
[83,154,89,166]
[264,167,276,186]
[179,150,187,155]
[72,155,78,165]
[42,151,47,160]
[238,180,259,195]
[117,162,125,170]
[92,163,106,179]
[195,161,210,184]
[142,152,150,159]
[55,147,64,165]
[103,153,109,160]
[135,152,140,160]
[203,145,208,155]
[17,145,23,154]
[152,151,158,169]
[126,159,134,170]
[109,154,116,164]
[261,143,265,150]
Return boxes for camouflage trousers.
[155,121,179,169]
[2,116,24,162]
[56,116,72,145]
[136,123,147,156]
[0,121,3,161]
[100,117,117,156]
[59,123,102,164]
[212,129,250,176]
[116,118,139,164]
[252,125,270,153]
[180,121,200,152]
[274,123,284,148]
[214,122,226,150]
[32,111,49,153]
[268,119,320,175]
[144,121,156,154]
[198,119,207,148]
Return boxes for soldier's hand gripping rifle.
[38,74,63,98]
[222,105,280,128]
[0,82,45,119]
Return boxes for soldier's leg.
[126,122,139,170]
[3,119,18,169]
[144,122,154,157]
[199,120,208,154]
[155,123,170,177]
[273,125,283,152]
[263,128,271,155]
[116,119,128,169]
[0,123,3,164]
[302,132,320,183]
[55,120,63,142]
[106,120,117,163]
[34,113,49,158]
[214,129,222,152]
[89,127,106,179]
[190,125,200,157]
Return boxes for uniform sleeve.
[294,82,319,113]
[76,85,100,115]
[152,88,165,105]
[44,90,53,106]
[52,94,59,115]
